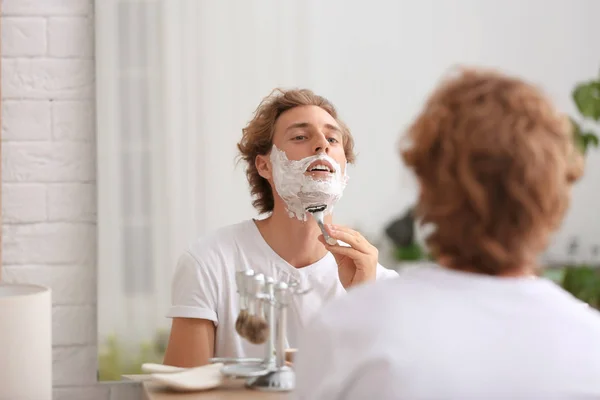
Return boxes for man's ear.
[255,154,272,180]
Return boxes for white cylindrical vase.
[0,283,52,400]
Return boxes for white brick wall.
[1,18,47,56]
[1,1,141,399]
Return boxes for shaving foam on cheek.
[270,145,348,221]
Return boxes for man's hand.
[318,224,378,289]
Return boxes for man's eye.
[293,135,307,140]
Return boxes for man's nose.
[314,135,330,154]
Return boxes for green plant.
[395,243,427,262]
[571,70,600,153]
[561,264,600,308]
[560,70,600,308]
[98,330,169,381]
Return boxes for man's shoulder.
[315,275,402,331]
[185,219,257,263]
[544,284,600,331]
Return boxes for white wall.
[195,0,600,265]
[1,0,139,398]
[2,0,599,397]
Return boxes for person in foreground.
[162,88,397,367]
[294,67,600,400]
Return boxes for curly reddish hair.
[402,67,584,275]
[237,88,356,214]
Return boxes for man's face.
[259,105,347,181]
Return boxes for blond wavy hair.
[402,67,584,275]
[237,88,356,214]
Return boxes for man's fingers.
[326,224,361,238]
[325,226,371,253]
[325,243,362,260]
[319,235,346,265]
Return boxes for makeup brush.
[245,313,269,344]
[243,274,270,345]
[306,204,337,245]
[235,309,249,338]
[235,270,253,338]
[236,271,254,340]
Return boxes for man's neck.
[254,203,331,268]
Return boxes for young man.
[162,88,397,367]
[294,68,600,399]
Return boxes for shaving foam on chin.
[269,145,348,221]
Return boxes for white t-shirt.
[294,264,600,400]
[166,219,398,359]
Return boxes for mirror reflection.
[95,0,600,384]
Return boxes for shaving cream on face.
[269,145,348,221]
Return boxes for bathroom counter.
[143,380,290,399]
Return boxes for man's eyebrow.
[285,122,311,132]
[324,123,342,133]
[285,122,342,133]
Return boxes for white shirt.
[166,219,398,359]
[294,264,600,400]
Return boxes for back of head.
[402,67,584,275]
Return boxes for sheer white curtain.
[95,0,314,353]
[96,0,206,350]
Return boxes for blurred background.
[94,0,600,380]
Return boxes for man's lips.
[306,160,335,173]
